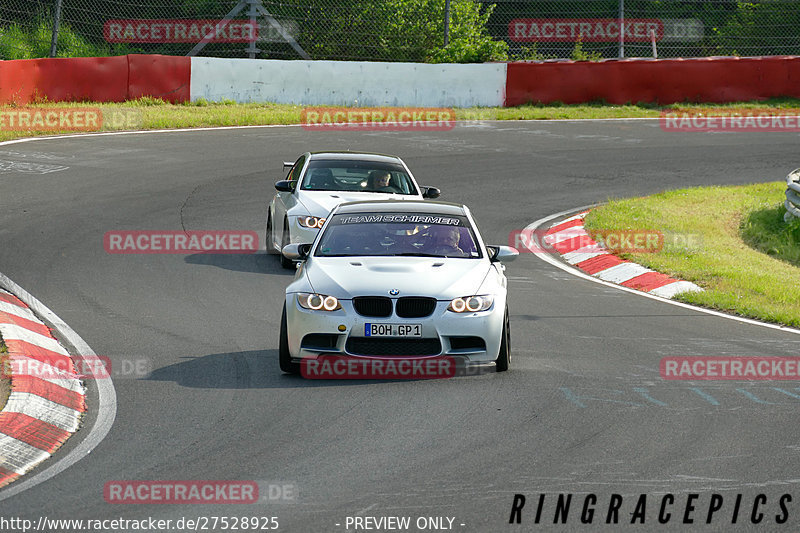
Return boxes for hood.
[303,256,491,300]
[296,191,417,217]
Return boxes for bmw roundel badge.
[389,289,400,296]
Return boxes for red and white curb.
[0,289,85,488]
[543,211,703,298]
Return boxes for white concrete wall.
[190,58,506,107]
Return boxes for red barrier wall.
[0,55,190,105]
[128,55,190,102]
[506,56,800,106]
[4,54,799,108]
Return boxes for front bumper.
[284,296,504,366]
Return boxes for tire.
[495,308,510,372]
[279,306,299,374]
[280,220,294,269]
[265,212,277,255]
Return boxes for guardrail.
[785,169,800,222]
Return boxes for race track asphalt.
[1,120,799,531]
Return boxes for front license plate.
[365,323,422,337]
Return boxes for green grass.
[1,97,800,143]
[585,182,800,327]
[741,204,800,265]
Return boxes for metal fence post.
[618,0,625,58]
[246,0,261,59]
[444,0,451,47]
[50,0,64,58]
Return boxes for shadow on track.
[183,252,295,275]
[144,349,416,389]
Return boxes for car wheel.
[266,212,277,255]
[279,306,299,374]
[280,220,294,269]
[495,308,510,372]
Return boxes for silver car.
[267,152,440,268]
[279,200,518,376]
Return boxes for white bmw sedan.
[267,152,440,268]
[278,200,518,376]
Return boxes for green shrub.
[294,0,507,63]
[0,15,138,59]
[571,37,603,62]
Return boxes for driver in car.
[430,226,465,256]
[367,170,397,192]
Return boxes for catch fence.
[2,1,800,62]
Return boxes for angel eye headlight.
[447,295,493,313]
[298,216,326,229]
[297,293,341,311]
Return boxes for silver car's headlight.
[298,216,326,229]
[297,292,341,311]
[447,295,494,313]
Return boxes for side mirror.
[421,186,441,199]
[283,161,294,170]
[275,180,294,192]
[487,245,519,263]
[282,243,312,262]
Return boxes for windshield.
[315,213,482,258]
[300,159,418,195]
